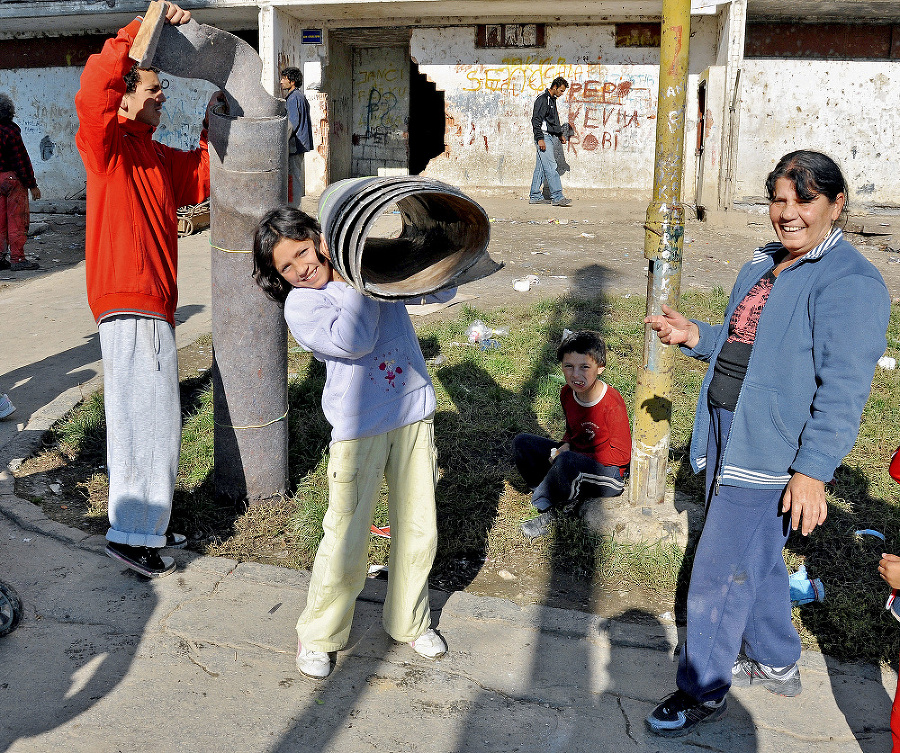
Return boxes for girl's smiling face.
[272,236,333,289]
[560,351,605,400]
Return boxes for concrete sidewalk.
[0,196,896,752]
[0,478,894,752]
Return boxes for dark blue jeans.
[512,433,626,511]
[676,406,800,703]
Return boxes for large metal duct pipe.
[132,1,288,503]
[318,176,497,300]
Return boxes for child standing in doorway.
[252,205,446,679]
[514,330,631,538]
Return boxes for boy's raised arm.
[75,19,142,175]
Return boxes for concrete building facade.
[2,0,900,213]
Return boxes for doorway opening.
[408,61,446,175]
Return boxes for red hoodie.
[75,19,210,327]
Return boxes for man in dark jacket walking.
[529,77,571,207]
[280,67,314,203]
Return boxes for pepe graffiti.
[459,60,654,155]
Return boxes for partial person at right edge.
[529,76,572,208]
[76,3,221,579]
[281,67,314,205]
[643,150,890,737]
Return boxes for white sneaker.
[296,642,331,679]
[0,394,15,420]
[409,628,447,659]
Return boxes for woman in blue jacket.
[644,151,890,736]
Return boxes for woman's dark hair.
[556,330,607,367]
[253,205,326,303]
[765,150,847,207]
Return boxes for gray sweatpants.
[99,315,180,548]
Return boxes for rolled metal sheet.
[318,176,500,299]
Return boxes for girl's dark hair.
[765,150,848,207]
[556,330,607,367]
[252,205,326,303]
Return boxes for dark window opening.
[476,24,545,48]
[745,22,900,60]
[616,23,661,48]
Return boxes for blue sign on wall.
[302,29,323,45]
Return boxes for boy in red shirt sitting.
[514,330,632,538]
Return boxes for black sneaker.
[646,689,726,737]
[164,532,188,549]
[520,509,557,539]
[0,256,9,271]
[10,260,39,272]
[105,542,175,578]
[731,655,801,696]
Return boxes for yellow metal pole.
[630,0,692,506]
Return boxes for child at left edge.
[878,444,900,753]
[252,205,452,681]
[514,330,631,538]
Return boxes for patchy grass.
[19,292,900,664]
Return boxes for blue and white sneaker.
[0,394,15,420]
[646,689,726,737]
[731,655,801,696]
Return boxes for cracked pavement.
[0,474,895,751]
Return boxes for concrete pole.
[131,1,288,504]
[208,111,289,504]
[629,0,692,507]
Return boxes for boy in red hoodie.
[76,3,216,577]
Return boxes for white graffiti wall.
[735,59,900,210]
[411,21,718,199]
[0,67,216,201]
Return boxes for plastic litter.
[878,356,897,370]
[855,529,886,541]
[466,320,508,350]
[513,274,540,292]
[789,564,825,605]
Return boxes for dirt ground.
[10,193,900,616]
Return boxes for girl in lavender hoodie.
[253,206,447,680]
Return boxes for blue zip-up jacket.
[682,228,889,488]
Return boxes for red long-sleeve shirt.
[560,383,632,468]
[75,19,210,326]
